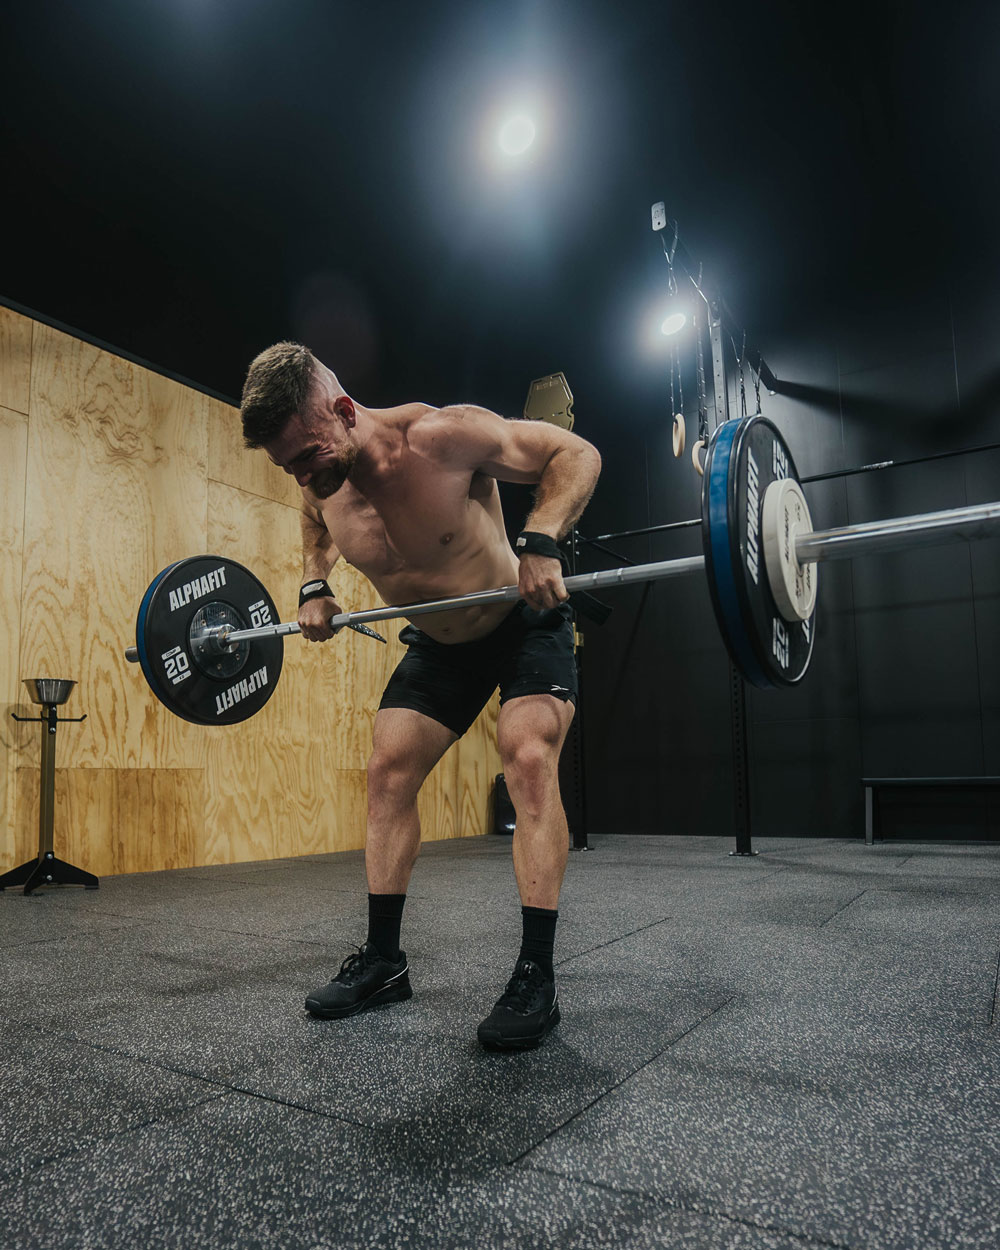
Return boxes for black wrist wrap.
[299,579,334,607]
[515,531,564,562]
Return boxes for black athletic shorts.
[378,601,578,737]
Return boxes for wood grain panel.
[201,736,368,865]
[418,746,459,843]
[111,769,201,874]
[207,394,301,508]
[0,407,28,872]
[21,323,209,771]
[0,307,32,415]
[13,768,201,878]
[457,693,501,838]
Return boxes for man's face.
[264,410,357,498]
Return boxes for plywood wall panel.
[0,407,28,872]
[418,748,459,843]
[14,767,200,878]
[21,324,209,771]
[457,695,500,838]
[0,308,32,415]
[207,395,301,508]
[201,735,369,866]
[111,769,201,874]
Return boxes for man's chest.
[318,469,497,577]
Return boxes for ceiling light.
[498,115,537,156]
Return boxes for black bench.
[863,777,1000,844]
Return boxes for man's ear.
[333,396,356,427]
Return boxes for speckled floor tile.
[15,935,729,1165]
[2,834,998,1250]
[0,1093,835,1250]
[1,925,333,1034]
[523,1000,1000,1250]
[32,878,366,939]
[0,895,142,949]
[0,1023,221,1182]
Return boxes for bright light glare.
[498,115,537,155]
[660,312,687,336]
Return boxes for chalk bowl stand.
[1,679,98,895]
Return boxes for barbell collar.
[794,501,1000,566]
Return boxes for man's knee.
[367,749,426,804]
[500,737,562,812]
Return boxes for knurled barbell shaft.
[123,499,1000,664]
[209,556,708,646]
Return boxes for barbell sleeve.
[794,501,1000,566]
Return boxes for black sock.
[519,906,557,981]
[367,893,406,961]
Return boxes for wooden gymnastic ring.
[672,413,686,458]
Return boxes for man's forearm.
[523,443,602,540]
[301,510,340,582]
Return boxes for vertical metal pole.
[567,526,589,851]
[38,705,57,856]
[707,297,755,856]
[728,664,753,855]
[707,298,730,429]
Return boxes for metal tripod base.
[0,849,99,895]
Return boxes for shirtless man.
[240,342,601,1050]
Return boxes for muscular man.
[240,342,601,1050]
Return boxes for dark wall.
[575,279,1000,841]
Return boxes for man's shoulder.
[377,400,444,435]
[400,402,487,456]
[398,401,472,427]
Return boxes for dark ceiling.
[2,0,995,421]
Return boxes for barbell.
[124,415,1000,725]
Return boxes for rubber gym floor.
[2,834,999,1250]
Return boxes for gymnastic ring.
[672,413,686,458]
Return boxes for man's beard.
[310,447,359,498]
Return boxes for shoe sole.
[305,978,412,1020]
[477,1001,560,1052]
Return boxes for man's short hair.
[240,342,319,448]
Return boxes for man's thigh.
[496,693,575,762]
[369,706,458,780]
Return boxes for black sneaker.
[305,943,412,1019]
[477,959,560,1051]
